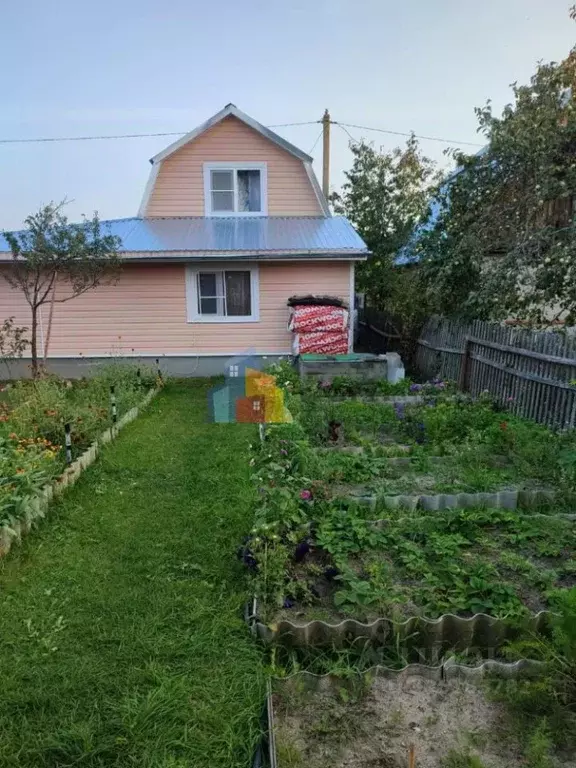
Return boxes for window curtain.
[225,271,251,315]
[237,170,261,212]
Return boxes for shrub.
[0,435,60,527]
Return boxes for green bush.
[0,435,60,526]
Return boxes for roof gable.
[150,103,314,166]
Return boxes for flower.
[410,383,423,392]
[500,421,508,430]
[280,449,288,455]
[8,432,17,440]
[299,489,312,501]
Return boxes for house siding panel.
[0,262,350,356]
[145,116,323,217]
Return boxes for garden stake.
[408,744,415,768]
[110,385,117,425]
[64,422,72,465]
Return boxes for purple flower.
[394,403,406,420]
[283,597,295,609]
[319,380,331,389]
[258,487,266,495]
[410,383,423,392]
[300,489,312,501]
[435,381,445,390]
[294,540,311,562]
[280,449,288,455]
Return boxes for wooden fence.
[358,309,576,428]
[414,316,576,428]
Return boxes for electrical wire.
[0,121,320,145]
[307,128,324,155]
[337,123,360,144]
[335,121,484,148]
[0,118,482,148]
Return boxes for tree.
[419,48,576,326]
[0,317,28,378]
[2,204,121,376]
[331,137,440,336]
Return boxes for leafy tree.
[419,48,576,326]
[331,137,439,338]
[2,204,121,376]
[0,317,28,378]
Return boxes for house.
[0,104,369,376]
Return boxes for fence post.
[458,337,472,391]
[110,385,117,425]
[64,422,72,465]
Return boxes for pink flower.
[299,489,312,501]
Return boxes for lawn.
[0,379,264,768]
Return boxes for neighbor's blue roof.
[0,216,368,259]
[394,146,488,266]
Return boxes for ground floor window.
[186,266,259,322]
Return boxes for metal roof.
[0,216,369,260]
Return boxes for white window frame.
[185,264,260,323]
[203,162,268,217]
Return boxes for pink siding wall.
[0,262,350,356]
[145,116,323,217]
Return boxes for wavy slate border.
[255,660,545,767]
[340,487,555,511]
[0,386,159,557]
[330,395,424,404]
[247,599,552,650]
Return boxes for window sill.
[187,315,260,324]
[206,212,266,218]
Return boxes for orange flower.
[15,468,25,475]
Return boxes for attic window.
[204,163,267,216]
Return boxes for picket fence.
[360,311,576,429]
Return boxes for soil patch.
[273,674,570,767]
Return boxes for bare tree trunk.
[30,306,38,378]
[43,280,57,363]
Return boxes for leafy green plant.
[0,316,29,378]
[0,434,60,527]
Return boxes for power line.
[0,117,483,148]
[307,128,324,155]
[0,121,320,145]
[337,123,359,144]
[335,121,484,148]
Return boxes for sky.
[0,0,574,230]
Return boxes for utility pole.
[322,108,331,199]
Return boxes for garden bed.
[247,505,574,648]
[242,371,576,654]
[0,363,158,554]
[264,664,574,768]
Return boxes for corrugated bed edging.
[0,386,160,557]
[253,660,545,768]
[342,488,555,511]
[246,599,552,650]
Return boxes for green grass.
[0,380,264,768]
